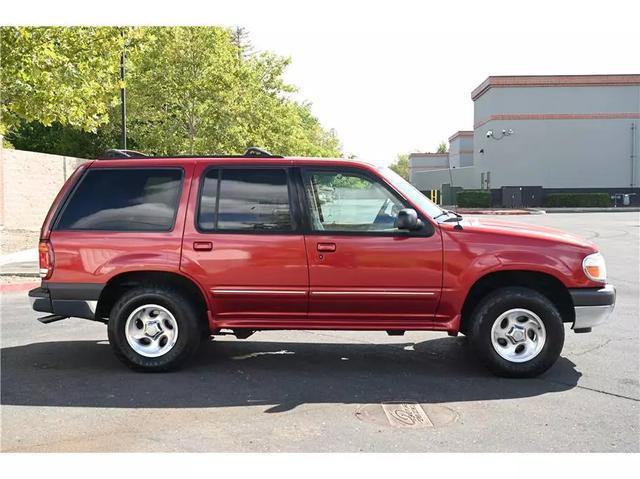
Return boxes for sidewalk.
[0,248,38,276]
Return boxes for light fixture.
[486,128,513,140]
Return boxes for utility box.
[501,186,542,207]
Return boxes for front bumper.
[569,284,616,332]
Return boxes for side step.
[37,314,69,324]
[386,330,405,336]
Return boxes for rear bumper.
[569,284,616,331]
[28,284,102,322]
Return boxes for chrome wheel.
[125,304,179,358]
[490,308,546,363]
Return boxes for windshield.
[378,167,445,220]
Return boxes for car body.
[29,150,616,376]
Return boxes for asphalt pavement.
[1,212,638,452]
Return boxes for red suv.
[29,148,615,377]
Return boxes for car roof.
[90,156,380,172]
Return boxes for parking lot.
[1,212,638,452]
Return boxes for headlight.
[583,252,607,282]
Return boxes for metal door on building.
[521,186,543,207]
[501,187,522,208]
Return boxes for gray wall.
[411,166,479,192]
[449,134,474,168]
[408,153,450,184]
[473,118,639,188]
[473,85,640,124]
[473,84,640,189]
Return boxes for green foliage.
[5,121,121,159]
[1,27,123,133]
[543,193,611,207]
[436,141,448,154]
[389,153,409,180]
[1,26,341,158]
[456,190,492,207]
[126,26,340,157]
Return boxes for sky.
[7,0,640,166]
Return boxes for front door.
[300,167,443,329]
[181,165,308,328]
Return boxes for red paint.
[39,156,602,334]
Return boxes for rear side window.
[198,168,293,232]
[56,168,183,231]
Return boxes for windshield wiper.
[444,210,463,221]
[433,211,449,220]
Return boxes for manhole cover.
[355,402,459,429]
[382,402,433,428]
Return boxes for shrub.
[543,193,611,207]
[456,190,491,207]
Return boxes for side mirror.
[395,208,423,231]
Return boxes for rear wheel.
[468,287,564,377]
[107,286,203,371]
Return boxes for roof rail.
[244,147,275,157]
[100,149,149,159]
[98,147,281,160]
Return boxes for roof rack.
[100,149,149,159]
[243,147,275,157]
[98,147,281,160]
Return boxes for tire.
[107,286,203,372]
[468,286,564,378]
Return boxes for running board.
[37,314,69,324]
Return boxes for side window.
[56,168,182,231]
[303,170,405,232]
[198,168,293,232]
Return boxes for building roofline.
[448,130,474,142]
[471,74,640,101]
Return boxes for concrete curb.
[0,272,39,277]
[450,207,640,214]
[455,209,539,215]
[539,207,640,213]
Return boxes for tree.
[0,27,124,136]
[126,27,340,157]
[5,120,120,158]
[2,26,341,158]
[389,153,410,180]
[229,26,253,64]
[437,141,448,153]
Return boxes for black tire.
[107,286,203,372]
[468,286,565,378]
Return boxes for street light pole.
[120,30,127,150]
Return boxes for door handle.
[193,241,213,251]
[317,242,336,252]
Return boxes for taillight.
[38,240,54,279]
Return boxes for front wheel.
[468,287,565,378]
[107,286,203,372]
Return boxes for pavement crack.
[543,378,640,402]
[571,337,635,356]
[572,339,613,356]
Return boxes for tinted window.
[304,170,404,232]
[198,168,293,232]
[198,169,219,230]
[56,168,182,231]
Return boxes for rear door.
[181,164,309,328]
[299,166,443,328]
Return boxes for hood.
[458,216,597,249]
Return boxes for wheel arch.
[459,270,574,334]
[95,270,209,323]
